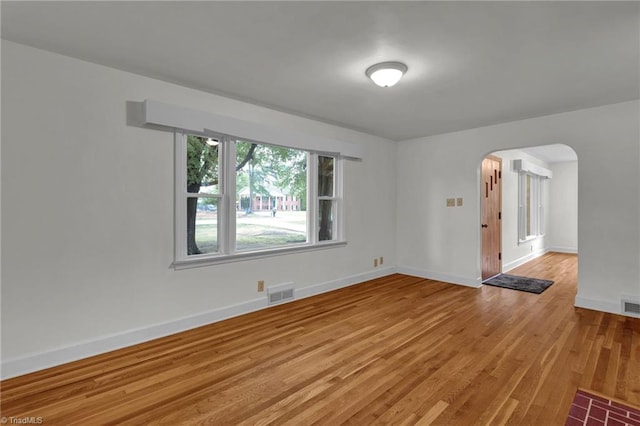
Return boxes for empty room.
[1,2,639,425]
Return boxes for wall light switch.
[446,198,455,207]
[456,197,463,206]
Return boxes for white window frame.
[518,172,546,243]
[174,131,345,269]
[313,155,343,243]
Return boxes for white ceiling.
[1,1,638,142]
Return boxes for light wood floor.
[2,252,639,425]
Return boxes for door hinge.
[498,211,501,220]
[498,252,502,260]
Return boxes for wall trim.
[502,248,549,272]
[295,266,396,299]
[574,295,623,317]
[547,246,578,254]
[1,267,396,380]
[396,266,481,288]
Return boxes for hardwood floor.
[1,252,639,425]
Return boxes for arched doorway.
[481,144,578,282]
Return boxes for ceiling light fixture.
[366,61,408,87]
[206,137,219,146]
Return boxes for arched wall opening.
[479,144,578,290]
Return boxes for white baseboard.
[1,297,267,380]
[574,295,622,316]
[547,246,578,254]
[502,248,548,273]
[503,247,578,273]
[395,266,481,288]
[295,266,396,299]
[1,266,396,380]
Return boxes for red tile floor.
[566,389,640,426]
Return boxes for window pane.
[187,198,218,255]
[318,156,334,197]
[318,199,335,241]
[235,141,307,251]
[186,135,219,194]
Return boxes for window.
[518,172,546,241]
[514,158,551,243]
[175,132,343,267]
[235,141,308,251]
[318,156,337,241]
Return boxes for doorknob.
[482,224,488,228]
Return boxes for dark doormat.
[483,274,554,294]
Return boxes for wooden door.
[482,156,502,280]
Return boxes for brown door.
[482,156,502,280]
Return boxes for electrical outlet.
[446,198,455,207]
[379,256,384,265]
[374,258,378,267]
[257,280,265,292]
[456,197,463,206]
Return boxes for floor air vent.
[622,299,640,317]
[268,282,294,305]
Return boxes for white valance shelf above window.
[142,100,364,160]
[513,159,552,179]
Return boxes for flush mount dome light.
[366,61,408,87]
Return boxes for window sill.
[519,234,545,244]
[173,241,347,270]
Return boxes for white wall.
[396,100,639,314]
[0,41,397,377]
[548,161,578,252]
